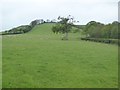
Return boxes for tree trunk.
[62,32,68,40]
[65,32,68,40]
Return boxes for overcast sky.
[0,0,119,31]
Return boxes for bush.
[2,25,32,35]
[81,38,119,45]
[84,21,119,39]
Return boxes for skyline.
[1,0,119,31]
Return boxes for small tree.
[46,19,50,23]
[52,15,74,40]
[40,19,44,24]
[30,20,39,27]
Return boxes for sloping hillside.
[2,23,118,88]
[22,23,81,41]
[27,23,55,35]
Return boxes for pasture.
[2,23,118,88]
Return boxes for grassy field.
[2,23,118,88]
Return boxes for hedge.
[81,38,119,46]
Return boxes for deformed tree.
[52,15,74,40]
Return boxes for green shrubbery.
[2,25,32,35]
[2,19,45,35]
[81,37,119,45]
[83,21,119,39]
[81,21,119,45]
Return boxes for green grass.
[2,23,118,88]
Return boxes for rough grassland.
[2,23,118,88]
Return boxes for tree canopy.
[83,21,119,39]
[52,15,74,40]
